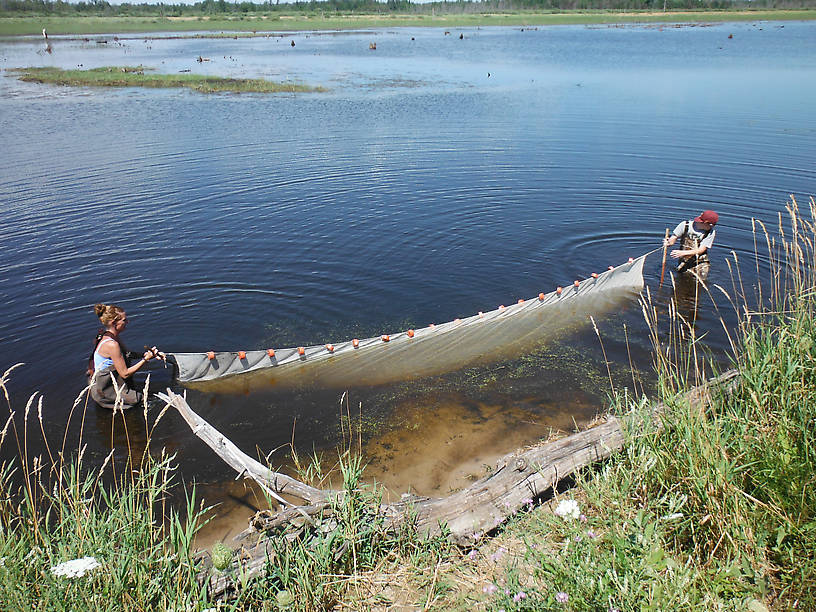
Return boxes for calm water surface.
[1,22,815,498]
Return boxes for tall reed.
[490,197,816,610]
[0,370,211,609]
[0,348,451,610]
[637,197,816,602]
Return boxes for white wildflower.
[554,499,581,520]
[50,556,101,578]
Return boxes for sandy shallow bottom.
[193,390,599,550]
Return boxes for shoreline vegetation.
[7,65,324,93]
[0,9,813,36]
[1,196,815,609]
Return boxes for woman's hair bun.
[94,303,123,325]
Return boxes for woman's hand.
[142,346,167,363]
[672,245,706,260]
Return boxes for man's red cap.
[695,210,719,225]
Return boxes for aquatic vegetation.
[7,66,325,94]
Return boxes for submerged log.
[160,369,739,596]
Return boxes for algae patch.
[7,65,325,94]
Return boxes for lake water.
[1,21,815,518]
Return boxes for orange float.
[207,351,215,360]
[298,347,306,356]
[267,348,275,358]
[352,339,360,348]
[238,351,247,360]
[407,329,415,338]
[326,344,334,353]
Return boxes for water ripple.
[1,21,815,432]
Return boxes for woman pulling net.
[87,303,165,410]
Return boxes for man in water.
[664,210,718,281]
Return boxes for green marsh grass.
[246,452,451,610]
[0,366,452,609]
[8,65,324,94]
[486,197,816,610]
[0,368,211,610]
[2,10,816,36]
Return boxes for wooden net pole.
[660,228,670,287]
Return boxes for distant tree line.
[1,0,814,17]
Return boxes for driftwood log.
[158,369,739,596]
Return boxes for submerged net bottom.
[171,254,647,392]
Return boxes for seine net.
[171,254,648,392]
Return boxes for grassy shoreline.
[0,9,814,36]
[2,197,815,609]
[7,65,323,94]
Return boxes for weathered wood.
[413,368,739,542]
[164,368,739,597]
[157,390,332,505]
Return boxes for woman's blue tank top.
[94,339,115,372]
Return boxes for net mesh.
[171,254,648,392]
